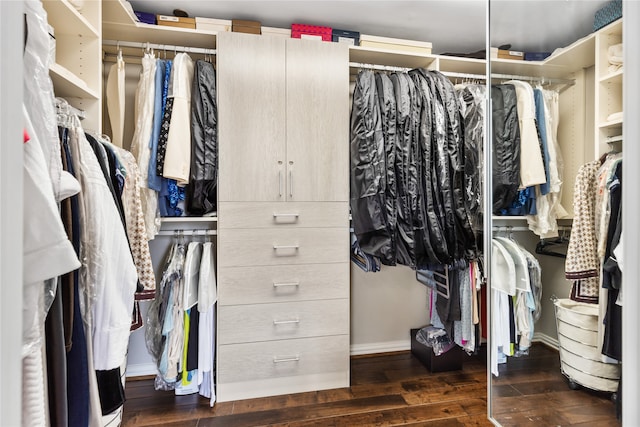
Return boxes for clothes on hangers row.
[350,232,381,272]
[108,50,218,241]
[492,81,568,238]
[491,236,542,376]
[350,69,482,270]
[423,260,484,355]
[565,153,622,362]
[23,1,159,425]
[145,239,218,406]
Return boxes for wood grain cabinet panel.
[218,299,350,344]
[218,227,349,267]
[218,263,349,305]
[217,32,286,202]
[218,201,349,229]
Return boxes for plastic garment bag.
[350,70,394,264]
[458,85,485,250]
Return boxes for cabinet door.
[285,39,349,201]
[218,32,286,202]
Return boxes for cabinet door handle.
[273,318,300,325]
[278,170,283,197]
[273,282,300,288]
[289,170,293,198]
[273,355,300,363]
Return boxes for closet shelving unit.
[99,0,623,403]
[595,19,623,156]
[102,0,216,48]
[43,0,102,132]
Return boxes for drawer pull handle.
[273,213,300,218]
[273,318,300,325]
[273,355,300,363]
[273,244,299,250]
[273,282,300,288]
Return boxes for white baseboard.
[125,363,157,378]
[350,340,410,356]
[532,332,559,350]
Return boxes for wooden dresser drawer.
[219,201,349,228]
[218,299,349,344]
[218,263,349,305]
[217,335,349,384]
[218,228,349,267]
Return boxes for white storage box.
[360,34,432,54]
[196,17,232,32]
[261,26,291,38]
[554,298,620,393]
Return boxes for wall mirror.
[488,1,623,424]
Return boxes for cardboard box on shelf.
[261,26,291,38]
[232,19,261,34]
[195,17,232,32]
[359,34,432,54]
[332,29,360,46]
[157,15,196,29]
[497,49,525,60]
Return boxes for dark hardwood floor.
[122,344,619,426]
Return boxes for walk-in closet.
[6,0,640,426]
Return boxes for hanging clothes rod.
[350,62,487,80]
[349,61,412,72]
[103,39,216,56]
[155,229,217,237]
[491,73,574,86]
[492,225,572,233]
[348,61,575,86]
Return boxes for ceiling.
[128,0,612,55]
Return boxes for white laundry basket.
[553,298,620,393]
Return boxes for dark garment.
[508,294,516,349]
[45,279,69,427]
[62,134,90,427]
[390,72,417,268]
[187,60,218,216]
[86,133,127,229]
[350,70,392,262]
[374,72,398,265]
[602,162,622,361]
[58,126,74,350]
[409,69,447,266]
[492,84,521,213]
[96,368,126,415]
[534,89,551,195]
[435,266,462,340]
[186,309,200,371]
[459,85,485,254]
[156,97,174,176]
[430,71,475,261]
[503,187,537,216]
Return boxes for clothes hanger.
[535,230,569,258]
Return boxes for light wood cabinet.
[216,31,350,402]
[217,32,349,203]
[217,32,286,202]
[286,39,350,202]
